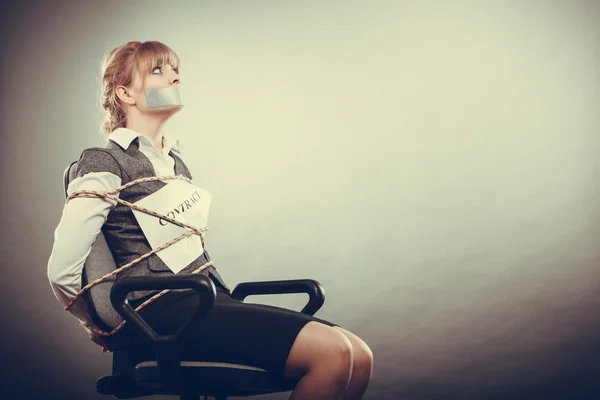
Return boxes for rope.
[65,175,213,336]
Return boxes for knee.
[353,342,374,378]
[325,330,354,387]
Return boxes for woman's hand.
[89,330,111,352]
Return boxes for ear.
[115,85,136,106]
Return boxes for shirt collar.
[109,127,180,154]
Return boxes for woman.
[47,41,373,400]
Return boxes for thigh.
[333,326,374,365]
[127,290,339,376]
[333,327,371,353]
[282,321,353,381]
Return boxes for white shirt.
[47,128,181,331]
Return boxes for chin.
[152,105,184,117]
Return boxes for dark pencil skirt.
[116,277,339,376]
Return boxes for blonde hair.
[99,41,180,139]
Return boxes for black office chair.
[63,161,328,399]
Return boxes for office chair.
[63,161,328,399]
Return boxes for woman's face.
[129,62,182,114]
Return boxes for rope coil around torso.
[65,175,213,336]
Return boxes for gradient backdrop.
[1,0,600,399]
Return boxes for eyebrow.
[152,63,179,70]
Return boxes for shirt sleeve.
[47,149,122,329]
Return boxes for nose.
[167,67,180,85]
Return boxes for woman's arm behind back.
[47,150,122,328]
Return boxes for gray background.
[1,0,599,399]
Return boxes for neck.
[125,111,171,150]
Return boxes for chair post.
[112,350,133,376]
[179,394,228,399]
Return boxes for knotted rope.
[65,175,213,336]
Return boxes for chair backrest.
[63,162,124,331]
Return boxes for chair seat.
[98,361,298,398]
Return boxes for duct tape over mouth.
[146,85,184,109]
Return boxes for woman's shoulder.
[75,146,123,179]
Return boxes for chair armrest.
[110,274,216,346]
[110,274,216,390]
[231,279,325,316]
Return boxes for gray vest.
[74,136,230,302]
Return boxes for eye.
[171,65,179,74]
[152,66,162,74]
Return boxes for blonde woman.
[47,41,373,400]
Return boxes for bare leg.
[334,327,374,400]
[283,321,354,400]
